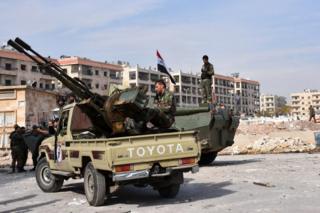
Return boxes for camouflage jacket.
[201,62,214,80]
[154,90,176,115]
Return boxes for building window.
[138,72,149,81]
[39,83,43,88]
[31,66,37,72]
[21,64,26,71]
[45,84,50,90]
[129,72,136,80]
[21,80,26,85]
[0,111,16,127]
[174,75,180,83]
[110,72,118,79]
[150,74,159,82]
[95,84,99,89]
[104,84,108,90]
[5,63,12,70]
[104,71,108,77]
[52,84,55,90]
[151,85,155,93]
[5,80,11,86]
[95,70,99,75]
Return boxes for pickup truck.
[36,103,201,206]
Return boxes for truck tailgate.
[110,131,200,165]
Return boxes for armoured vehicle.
[8,38,200,206]
[174,105,240,165]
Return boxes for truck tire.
[84,162,107,206]
[36,158,64,192]
[199,151,217,165]
[158,183,180,198]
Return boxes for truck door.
[54,109,72,171]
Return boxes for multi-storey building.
[122,65,169,101]
[0,47,56,90]
[0,46,260,113]
[122,65,260,113]
[214,74,260,115]
[169,70,202,107]
[291,89,320,116]
[260,95,287,115]
[260,95,277,114]
[58,56,123,96]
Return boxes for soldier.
[9,125,26,173]
[24,125,46,171]
[144,79,176,129]
[67,93,76,104]
[200,55,215,103]
[309,105,316,123]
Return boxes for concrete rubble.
[221,119,320,155]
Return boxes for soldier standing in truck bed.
[200,55,215,103]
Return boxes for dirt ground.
[1,153,319,213]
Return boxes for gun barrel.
[174,107,210,116]
[9,37,106,106]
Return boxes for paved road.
[0,153,319,213]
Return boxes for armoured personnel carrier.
[174,106,240,164]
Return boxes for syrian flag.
[156,50,176,84]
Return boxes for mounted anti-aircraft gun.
[8,38,172,137]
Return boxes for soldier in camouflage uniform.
[9,125,26,173]
[146,79,176,128]
[200,55,215,103]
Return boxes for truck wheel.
[158,183,180,198]
[199,151,217,165]
[35,158,64,192]
[84,162,107,206]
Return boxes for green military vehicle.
[174,106,240,165]
[8,38,201,206]
[36,103,200,206]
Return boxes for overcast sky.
[1,0,319,97]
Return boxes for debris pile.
[223,136,316,155]
[222,119,320,155]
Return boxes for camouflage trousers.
[11,146,26,172]
[146,108,174,128]
[200,79,212,103]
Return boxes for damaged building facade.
[0,86,57,148]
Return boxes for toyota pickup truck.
[36,103,200,206]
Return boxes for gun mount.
[7,38,168,137]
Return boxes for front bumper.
[112,165,199,182]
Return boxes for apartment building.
[122,65,260,113]
[260,94,287,115]
[169,70,202,107]
[0,47,56,90]
[0,46,260,114]
[214,74,260,115]
[291,89,320,116]
[58,56,123,96]
[122,65,169,101]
